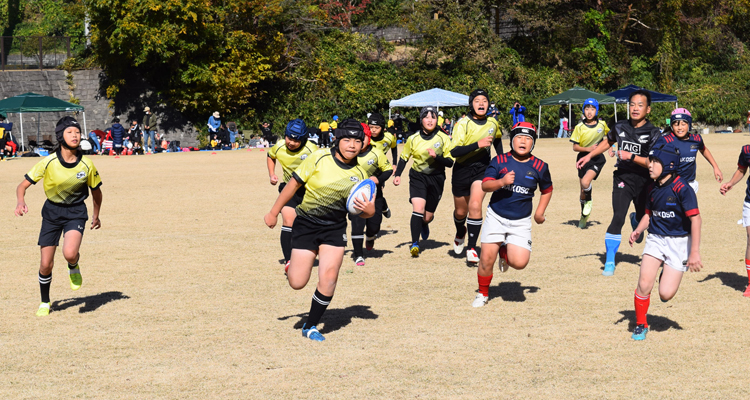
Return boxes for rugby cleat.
[578,214,589,229]
[472,293,488,308]
[466,248,479,264]
[410,242,420,257]
[68,266,82,291]
[421,224,430,241]
[744,286,750,297]
[602,262,616,276]
[631,324,648,341]
[302,324,325,342]
[498,244,509,272]
[630,212,644,243]
[365,235,376,251]
[383,208,391,219]
[355,256,365,267]
[582,200,593,216]
[36,302,50,317]
[453,235,465,255]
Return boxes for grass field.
[2,133,750,399]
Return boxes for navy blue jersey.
[656,132,704,182]
[646,176,699,236]
[738,145,750,203]
[483,153,553,220]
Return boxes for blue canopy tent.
[606,85,678,119]
[388,88,469,120]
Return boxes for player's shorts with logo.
[688,180,698,193]
[741,201,750,227]
[291,216,347,250]
[409,169,445,213]
[38,200,88,246]
[279,182,306,208]
[643,233,690,272]
[576,152,606,180]
[480,208,532,251]
[451,163,486,197]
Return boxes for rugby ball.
[346,179,376,215]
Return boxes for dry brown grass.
[2,134,750,399]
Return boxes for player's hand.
[687,251,703,272]
[576,156,590,169]
[90,216,101,230]
[269,174,279,185]
[534,212,545,224]
[391,164,397,171]
[500,170,515,186]
[353,193,375,217]
[369,176,380,185]
[14,202,28,217]
[720,183,733,195]
[477,136,493,148]
[628,231,639,246]
[393,176,401,186]
[608,148,616,158]
[618,150,632,161]
[427,148,437,158]
[264,212,278,229]
[714,168,723,183]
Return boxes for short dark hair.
[628,89,651,106]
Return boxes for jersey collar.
[56,149,82,169]
[331,147,357,169]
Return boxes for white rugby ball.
[346,179,376,215]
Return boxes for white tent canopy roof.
[389,88,469,108]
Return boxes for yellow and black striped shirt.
[25,150,102,205]
[293,148,367,226]
[450,116,502,166]
[268,140,319,183]
[357,146,392,178]
[401,131,453,175]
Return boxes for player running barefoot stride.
[720,144,750,297]
[629,144,702,340]
[264,119,374,342]
[267,119,318,272]
[15,116,103,317]
[472,122,552,307]
[393,106,454,257]
[450,89,502,263]
[570,98,609,228]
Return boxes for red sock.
[634,290,650,327]
[478,274,493,296]
[745,259,750,284]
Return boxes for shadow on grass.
[376,229,398,237]
[278,305,379,334]
[278,258,319,267]
[488,281,540,302]
[614,310,683,332]
[52,291,130,314]
[563,252,641,271]
[562,219,602,229]
[395,240,449,251]
[699,272,747,293]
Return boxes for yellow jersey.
[570,120,610,148]
[268,140,319,183]
[292,148,367,227]
[25,150,102,205]
[370,131,397,160]
[450,116,502,166]
[357,146,392,178]
[401,131,453,175]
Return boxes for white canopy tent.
[388,88,469,119]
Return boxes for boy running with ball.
[472,122,552,307]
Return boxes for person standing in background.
[509,102,526,127]
[142,107,156,154]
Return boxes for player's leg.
[506,244,531,270]
[633,254,662,340]
[37,245,56,316]
[580,169,596,210]
[381,190,391,218]
[453,195,469,253]
[365,195,384,251]
[420,174,445,244]
[657,264,685,302]
[350,213,366,267]
[287,248,317,290]
[465,181,487,263]
[603,174,636,276]
[302,244,345,341]
[61,227,84,291]
[474,242,500,307]
[410,197,427,256]
[631,177,650,242]
[657,235,690,301]
[280,206,296,266]
[745,226,750,297]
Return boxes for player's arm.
[492,137,503,155]
[687,214,702,272]
[264,178,301,228]
[699,146,723,182]
[576,138,614,169]
[720,166,747,195]
[90,188,102,229]
[14,179,32,216]
[534,191,552,224]
[482,167,515,192]
[390,146,398,167]
[266,156,278,185]
[629,213,651,246]
[353,191,376,219]
[371,154,393,185]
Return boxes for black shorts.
[577,152,606,180]
[409,169,445,213]
[292,216,348,250]
[451,163,486,197]
[279,182,305,209]
[38,201,88,247]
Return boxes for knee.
[288,278,306,290]
[659,289,676,302]
[62,249,79,263]
[424,215,434,224]
[636,281,653,296]
[39,261,53,275]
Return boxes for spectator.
[747,110,750,132]
[438,111,445,128]
[227,121,239,149]
[127,121,142,151]
[488,102,499,119]
[142,106,157,154]
[110,117,125,155]
[259,121,274,145]
[330,115,339,130]
[558,105,567,138]
[508,101,526,126]
[442,118,452,135]
[87,130,102,155]
[318,119,331,148]
[208,111,221,134]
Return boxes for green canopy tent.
[0,92,85,151]
[537,87,616,135]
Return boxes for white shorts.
[743,202,750,227]
[481,208,532,251]
[643,233,690,272]
[688,180,698,193]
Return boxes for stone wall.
[0,69,198,146]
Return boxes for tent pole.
[537,105,541,136]
[83,111,87,137]
[20,113,24,152]
[614,103,618,123]
[568,104,572,137]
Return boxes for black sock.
[39,272,52,303]
[583,185,592,202]
[280,226,293,261]
[68,253,80,269]
[411,212,424,244]
[580,199,585,212]
[467,218,482,249]
[306,289,332,328]
[454,213,467,238]
[352,235,364,258]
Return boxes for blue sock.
[604,233,621,265]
